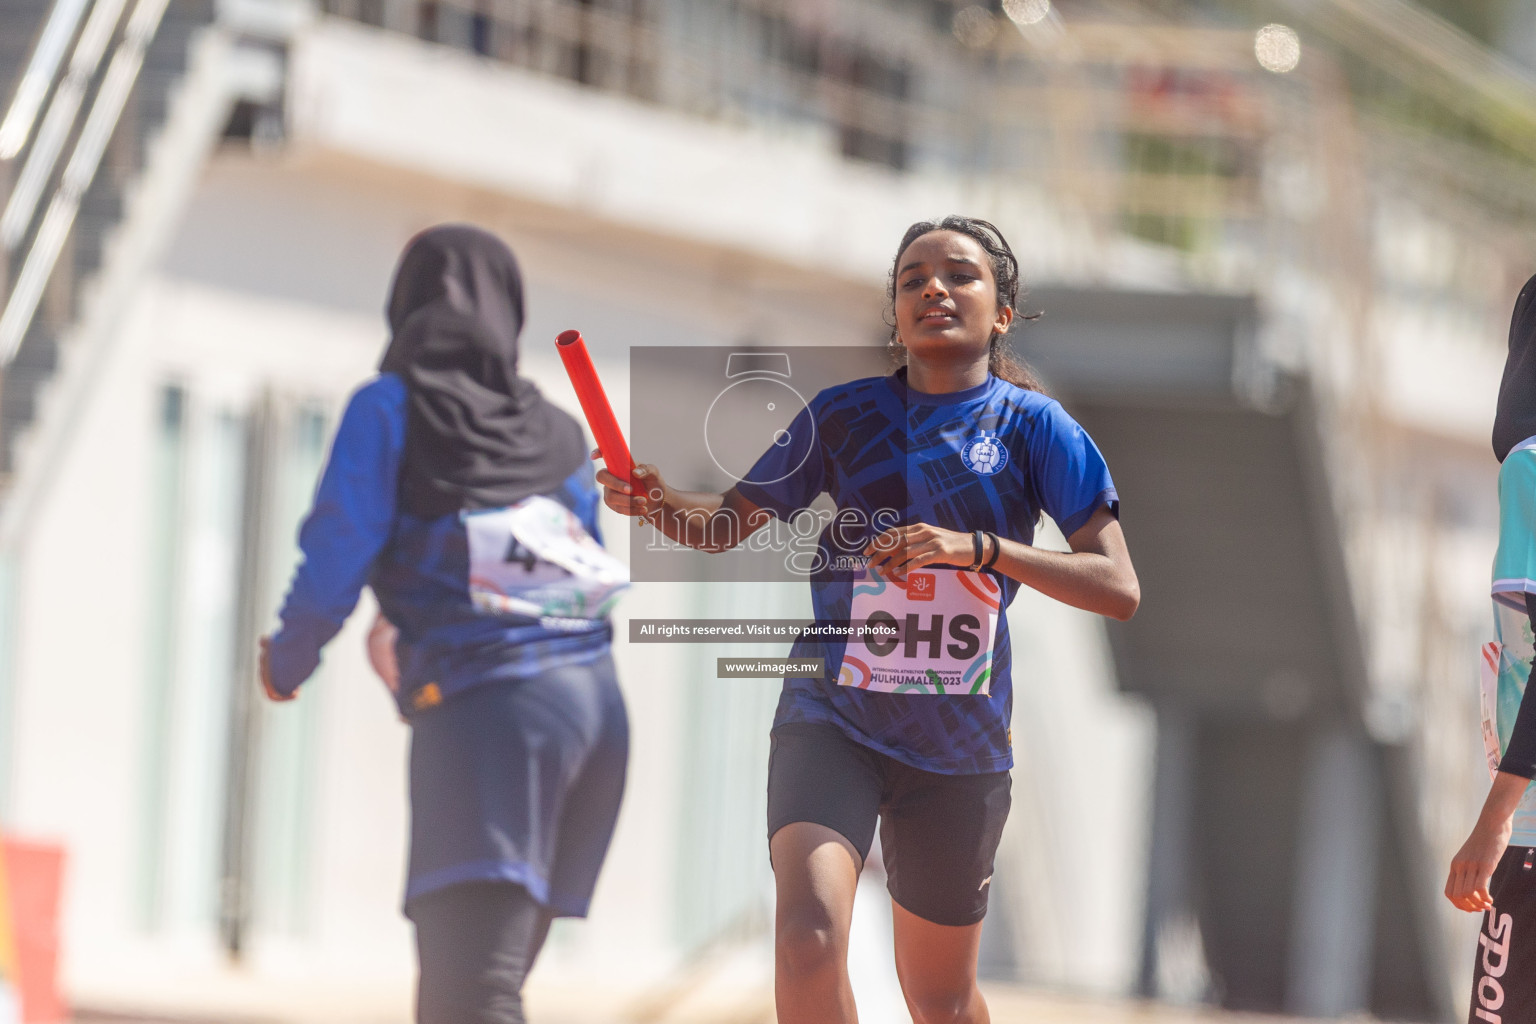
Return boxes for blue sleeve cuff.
[267,623,325,697]
[1057,488,1119,539]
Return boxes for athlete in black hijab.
[262,225,629,1024]
[380,224,586,515]
[1482,271,1536,792]
[1447,276,1536,1009]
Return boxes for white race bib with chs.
[840,568,1000,696]
[464,496,629,629]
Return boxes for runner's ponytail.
[987,333,1045,393]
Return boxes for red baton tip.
[555,328,635,487]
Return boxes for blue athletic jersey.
[734,369,1118,774]
[267,374,615,716]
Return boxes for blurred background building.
[1,0,1535,1020]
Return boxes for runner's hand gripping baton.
[556,330,636,489]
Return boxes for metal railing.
[308,0,1536,255]
[0,0,174,364]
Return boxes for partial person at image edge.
[1447,271,1536,1024]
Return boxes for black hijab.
[1495,272,1536,463]
[379,224,585,517]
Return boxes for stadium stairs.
[0,0,283,549]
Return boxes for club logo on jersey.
[961,432,1008,476]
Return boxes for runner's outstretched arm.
[1446,592,1536,912]
[997,506,1138,620]
[863,505,1138,621]
[595,457,772,553]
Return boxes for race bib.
[464,496,629,628]
[1483,641,1504,781]
[839,569,999,695]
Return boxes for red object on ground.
[555,330,635,487]
[4,840,64,1023]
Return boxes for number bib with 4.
[840,569,1000,696]
[464,496,629,628]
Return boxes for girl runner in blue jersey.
[260,225,629,1024]
[598,216,1138,1024]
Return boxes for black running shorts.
[1470,845,1536,1024]
[766,721,1010,927]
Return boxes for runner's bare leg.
[891,899,990,1024]
[772,822,862,1024]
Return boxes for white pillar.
[1286,724,1380,1016]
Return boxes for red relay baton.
[555,330,635,488]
